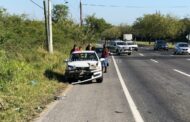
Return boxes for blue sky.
[1,0,190,25]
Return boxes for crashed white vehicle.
[65,51,104,84]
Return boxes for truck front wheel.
[116,49,120,55]
[96,77,103,83]
[128,52,131,55]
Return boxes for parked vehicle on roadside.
[108,40,132,55]
[95,44,103,58]
[65,51,104,83]
[174,42,190,55]
[154,40,169,51]
[125,41,138,51]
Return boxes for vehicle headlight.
[96,66,101,70]
[68,65,75,70]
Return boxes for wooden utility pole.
[48,0,53,53]
[80,0,83,26]
[43,0,49,51]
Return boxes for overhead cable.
[82,3,189,9]
[30,0,44,9]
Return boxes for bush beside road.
[137,41,174,48]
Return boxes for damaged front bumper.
[65,68,103,84]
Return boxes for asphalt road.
[35,47,190,122]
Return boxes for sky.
[1,0,190,25]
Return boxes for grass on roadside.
[0,48,68,122]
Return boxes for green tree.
[180,18,190,35]
[84,14,112,35]
[101,27,121,40]
[52,4,68,23]
[133,13,183,41]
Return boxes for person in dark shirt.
[91,45,96,51]
[101,44,109,73]
[86,43,92,50]
[70,44,79,54]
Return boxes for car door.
[109,42,116,53]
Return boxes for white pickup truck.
[125,41,138,51]
[64,51,104,84]
[108,40,132,55]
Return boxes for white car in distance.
[125,41,138,51]
[174,42,190,55]
[108,40,132,55]
[65,51,104,84]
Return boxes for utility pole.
[80,0,83,26]
[43,0,48,51]
[48,0,53,53]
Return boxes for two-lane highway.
[115,47,190,122]
[35,47,190,122]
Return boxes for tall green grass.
[0,48,68,122]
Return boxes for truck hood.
[128,44,138,48]
[117,45,129,48]
[68,61,99,68]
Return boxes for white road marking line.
[173,69,190,77]
[150,59,159,63]
[139,53,144,56]
[112,56,144,122]
[187,59,190,61]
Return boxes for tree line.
[102,13,190,43]
[1,4,190,55]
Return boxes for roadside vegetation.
[0,4,112,122]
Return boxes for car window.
[127,42,135,45]
[178,44,188,47]
[71,53,98,61]
[117,42,127,45]
[95,48,103,53]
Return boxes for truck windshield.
[117,42,127,45]
[179,44,188,47]
[127,42,135,45]
[71,53,98,61]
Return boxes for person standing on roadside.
[78,46,83,51]
[70,44,79,54]
[91,45,96,51]
[101,44,109,73]
[86,43,92,50]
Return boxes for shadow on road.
[44,70,99,85]
[75,80,102,85]
[44,69,68,83]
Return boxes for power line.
[82,3,190,9]
[30,0,44,9]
